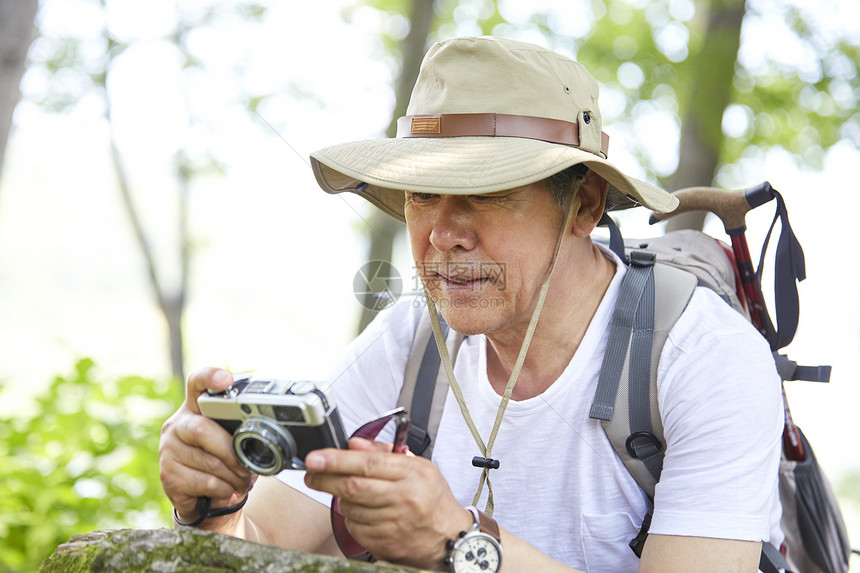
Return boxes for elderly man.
[159,37,782,572]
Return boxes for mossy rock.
[40,528,428,572]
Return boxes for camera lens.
[233,418,297,475]
[239,436,276,468]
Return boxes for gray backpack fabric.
[398,228,851,573]
[397,314,465,459]
[622,229,748,317]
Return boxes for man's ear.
[571,169,609,238]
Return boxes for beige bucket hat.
[310,36,678,221]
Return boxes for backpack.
[396,182,853,573]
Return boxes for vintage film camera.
[198,375,348,475]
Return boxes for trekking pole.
[649,182,806,461]
[649,183,775,331]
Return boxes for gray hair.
[546,164,589,205]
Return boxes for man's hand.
[158,367,256,527]
[303,438,473,569]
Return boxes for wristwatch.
[444,506,502,573]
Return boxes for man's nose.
[429,196,478,253]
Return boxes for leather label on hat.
[411,116,441,134]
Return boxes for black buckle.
[629,508,653,558]
[629,250,656,267]
[406,425,431,456]
[625,431,662,459]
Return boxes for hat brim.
[310,136,678,222]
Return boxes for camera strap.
[172,493,249,527]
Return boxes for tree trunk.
[0,0,39,183]
[109,113,188,382]
[667,0,746,231]
[357,0,436,333]
[102,20,192,382]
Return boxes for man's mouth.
[438,274,490,291]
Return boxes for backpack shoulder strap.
[398,306,465,458]
[589,253,698,499]
[588,251,697,558]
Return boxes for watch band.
[467,505,501,542]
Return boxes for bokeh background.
[0,0,858,570]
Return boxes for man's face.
[404,182,564,336]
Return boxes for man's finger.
[305,470,399,508]
[335,495,401,523]
[347,437,397,453]
[163,460,247,515]
[184,367,234,413]
[179,439,253,494]
[172,412,251,481]
[304,447,409,479]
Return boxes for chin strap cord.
[424,178,582,517]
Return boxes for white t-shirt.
[280,252,784,571]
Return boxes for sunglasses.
[329,407,412,561]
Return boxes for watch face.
[452,532,501,572]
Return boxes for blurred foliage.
[727,3,859,170]
[341,0,508,80]
[534,0,858,182]
[26,0,271,178]
[570,0,688,180]
[0,359,182,573]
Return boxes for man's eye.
[468,194,506,204]
[409,192,437,202]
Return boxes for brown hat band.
[396,113,610,157]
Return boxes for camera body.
[198,375,348,474]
